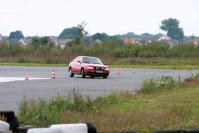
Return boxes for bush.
[2,40,199,65]
[19,89,95,126]
[184,72,199,82]
[195,73,199,79]
[45,58,59,64]
[140,76,177,93]
[18,58,29,63]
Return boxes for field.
[18,75,199,133]
[1,41,199,69]
[1,57,199,69]
[3,40,199,132]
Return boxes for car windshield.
[82,57,103,64]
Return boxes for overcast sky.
[0,0,198,36]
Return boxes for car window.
[82,57,103,64]
[77,57,82,62]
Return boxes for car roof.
[78,56,98,58]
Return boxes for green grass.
[110,57,199,69]
[0,62,198,69]
[18,76,199,133]
[110,64,199,69]
[0,62,66,67]
[139,75,177,94]
[1,57,199,69]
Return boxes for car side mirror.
[77,60,82,64]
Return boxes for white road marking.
[0,77,50,83]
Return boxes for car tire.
[103,75,108,79]
[81,68,86,78]
[69,68,74,77]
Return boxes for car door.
[75,57,82,73]
[72,56,82,73]
[71,57,78,73]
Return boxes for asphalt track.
[0,66,198,113]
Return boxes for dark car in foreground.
[68,56,110,78]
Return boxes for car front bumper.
[84,69,110,77]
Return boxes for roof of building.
[158,35,172,41]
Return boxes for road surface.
[0,66,198,113]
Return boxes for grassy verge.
[110,57,199,69]
[0,63,198,69]
[19,75,199,133]
[110,64,199,69]
[0,62,66,67]
[1,57,199,69]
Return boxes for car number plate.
[96,70,103,73]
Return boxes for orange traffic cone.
[25,73,29,80]
[116,69,120,76]
[51,69,56,79]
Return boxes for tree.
[31,36,53,51]
[160,18,184,40]
[76,21,88,45]
[59,21,88,45]
[140,33,154,40]
[59,27,80,39]
[92,33,109,41]
[9,31,24,41]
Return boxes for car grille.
[95,67,103,71]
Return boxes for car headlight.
[87,66,94,69]
[104,68,109,70]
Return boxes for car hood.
[83,63,108,68]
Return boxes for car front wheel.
[103,75,108,79]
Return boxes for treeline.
[0,39,199,64]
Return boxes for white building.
[158,35,174,45]
[193,39,199,45]
[49,36,73,49]
[18,38,32,46]
[158,35,171,41]
[58,39,73,49]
